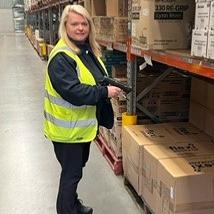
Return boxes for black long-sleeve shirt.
[48,43,108,106]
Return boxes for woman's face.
[66,11,90,42]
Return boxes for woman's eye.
[71,23,78,27]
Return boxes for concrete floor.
[0,33,143,214]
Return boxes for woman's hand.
[107,86,122,98]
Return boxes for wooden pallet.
[124,177,154,214]
[95,135,123,175]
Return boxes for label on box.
[191,29,208,57]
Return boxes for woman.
[44,4,121,214]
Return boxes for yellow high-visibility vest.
[44,39,107,143]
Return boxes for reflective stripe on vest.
[44,90,92,109]
[44,111,97,128]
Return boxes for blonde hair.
[58,4,101,57]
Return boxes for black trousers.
[52,141,91,214]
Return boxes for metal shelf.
[113,42,127,53]
[97,39,127,53]
[26,0,75,13]
[25,0,214,117]
[131,46,214,80]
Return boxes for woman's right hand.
[107,86,122,98]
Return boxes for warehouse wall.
[0,0,14,33]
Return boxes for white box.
[209,0,214,29]
[207,29,214,59]
[131,0,195,50]
[195,1,211,29]
[191,29,208,57]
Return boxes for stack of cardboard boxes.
[122,122,214,213]
[93,16,128,43]
[189,77,214,138]
[99,52,127,157]
[137,71,191,122]
[91,0,128,43]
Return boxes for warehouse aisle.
[0,33,142,214]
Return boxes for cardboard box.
[94,16,128,42]
[91,0,106,16]
[207,29,214,59]
[137,73,190,121]
[190,77,214,112]
[113,17,128,42]
[106,0,128,17]
[131,0,195,49]
[205,110,214,138]
[122,154,139,194]
[189,101,206,131]
[139,96,190,122]
[99,127,110,147]
[122,122,212,195]
[109,132,122,157]
[162,122,211,142]
[92,16,101,38]
[142,141,214,213]
[206,81,214,112]
[111,64,127,78]
[110,118,122,140]
[190,77,207,106]
[83,0,92,15]
[191,29,208,57]
[189,99,214,139]
[47,44,54,57]
[155,155,214,214]
[195,0,211,29]
[122,124,176,194]
[209,0,214,29]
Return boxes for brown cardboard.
[122,122,212,195]
[91,0,106,16]
[99,127,110,147]
[191,29,208,58]
[47,44,54,57]
[206,82,214,113]
[109,132,122,157]
[189,101,214,139]
[189,101,206,131]
[93,16,128,42]
[83,0,92,15]
[137,73,190,121]
[191,77,207,106]
[106,0,128,17]
[131,0,195,49]
[142,141,214,213]
[122,155,139,193]
[122,125,174,168]
[190,77,214,112]
[122,124,175,194]
[111,64,127,78]
[162,122,211,142]
[205,111,214,139]
[155,155,214,214]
